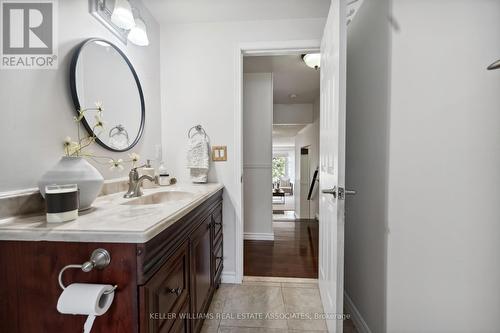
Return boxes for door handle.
[338,187,357,200]
[322,186,337,198]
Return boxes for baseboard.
[244,232,275,241]
[221,271,238,284]
[344,292,372,333]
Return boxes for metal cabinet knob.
[165,287,182,296]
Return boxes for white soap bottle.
[158,161,170,186]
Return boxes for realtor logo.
[1,0,58,69]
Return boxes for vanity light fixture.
[90,0,150,47]
[128,17,149,46]
[302,53,321,70]
[111,0,135,30]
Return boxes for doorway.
[242,53,320,279]
[235,2,349,326]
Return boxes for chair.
[279,177,293,195]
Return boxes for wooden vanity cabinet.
[0,189,223,333]
[138,189,223,333]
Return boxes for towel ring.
[187,124,209,140]
[57,248,117,295]
[109,124,130,142]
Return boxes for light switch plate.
[212,146,227,161]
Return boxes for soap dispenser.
[158,161,171,186]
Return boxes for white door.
[318,1,347,332]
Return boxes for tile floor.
[201,277,358,333]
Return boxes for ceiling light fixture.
[111,0,135,30]
[302,53,321,70]
[128,17,149,46]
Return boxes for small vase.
[38,156,104,211]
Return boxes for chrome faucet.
[124,166,155,198]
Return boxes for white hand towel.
[187,135,210,183]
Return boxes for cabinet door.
[211,203,223,288]
[170,301,190,333]
[139,241,189,333]
[212,203,223,244]
[213,236,223,288]
[190,217,212,332]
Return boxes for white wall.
[160,18,326,278]
[0,1,161,192]
[243,73,273,238]
[294,97,320,219]
[273,103,313,124]
[345,0,390,332]
[386,1,500,332]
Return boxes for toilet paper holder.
[58,248,118,295]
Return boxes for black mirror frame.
[69,38,145,152]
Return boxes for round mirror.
[70,38,145,152]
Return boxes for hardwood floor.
[244,219,319,278]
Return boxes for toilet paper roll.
[57,283,115,316]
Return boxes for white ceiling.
[273,124,306,138]
[244,55,320,104]
[272,124,306,146]
[142,0,331,24]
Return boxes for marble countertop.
[0,183,223,243]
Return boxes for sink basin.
[123,191,196,205]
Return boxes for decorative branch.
[63,102,140,172]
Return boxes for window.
[272,157,286,183]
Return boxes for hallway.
[244,219,318,278]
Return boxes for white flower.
[63,137,80,155]
[94,114,105,129]
[74,109,85,122]
[95,101,103,112]
[109,159,124,171]
[128,152,140,163]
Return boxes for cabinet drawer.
[212,204,223,244]
[140,241,189,333]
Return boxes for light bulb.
[111,0,135,30]
[128,18,149,46]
